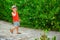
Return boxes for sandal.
[17,32,21,34]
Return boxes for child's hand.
[12,12,16,16]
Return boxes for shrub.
[35,33,56,40]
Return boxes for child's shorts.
[13,21,20,27]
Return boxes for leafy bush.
[35,34,56,40]
[35,31,56,40]
[0,0,60,31]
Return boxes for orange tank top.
[12,12,19,22]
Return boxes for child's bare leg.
[10,27,15,33]
[15,27,21,34]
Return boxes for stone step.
[0,33,32,40]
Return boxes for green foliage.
[0,0,60,31]
[35,34,56,40]
[52,36,56,40]
[35,31,56,40]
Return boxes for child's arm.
[12,12,16,16]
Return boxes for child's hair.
[12,5,17,9]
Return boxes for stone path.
[0,21,60,40]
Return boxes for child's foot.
[17,32,21,34]
[10,29,13,34]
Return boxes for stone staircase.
[0,21,60,40]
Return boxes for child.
[10,5,21,34]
